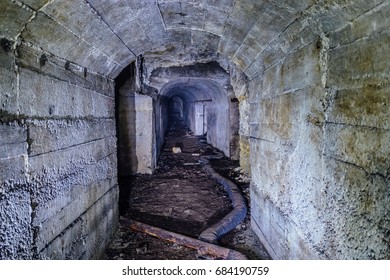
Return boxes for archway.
[155,78,235,160]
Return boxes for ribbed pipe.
[198,158,247,244]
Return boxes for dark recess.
[115,62,136,215]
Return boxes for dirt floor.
[103,116,270,260]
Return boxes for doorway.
[194,101,207,136]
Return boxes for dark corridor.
[104,114,269,260]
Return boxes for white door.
[194,102,205,135]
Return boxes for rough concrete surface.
[0,0,389,260]
[104,115,269,260]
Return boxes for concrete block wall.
[248,3,389,259]
[117,90,155,175]
[0,42,118,259]
[1,0,388,260]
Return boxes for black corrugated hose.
[198,157,248,244]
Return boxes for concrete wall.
[227,65,249,163]
[1,0,389,260]
[0,42,118,259]
[248,4,389,259]
[117,89,155,175]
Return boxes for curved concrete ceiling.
[0,0,383,78]
[161,78,226,104]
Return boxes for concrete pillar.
[118,91,155,175]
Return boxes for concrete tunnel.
[0,0,389,260]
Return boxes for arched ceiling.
[0,0,382,78]
[161,78,226,104]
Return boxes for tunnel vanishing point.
[0,0,389,260]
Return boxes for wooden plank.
[120,217,247,260]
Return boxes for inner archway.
[169,96,184,118]
[156,78,235,161]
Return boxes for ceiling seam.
[85,0,137,59]
[217,0,237,55]
[156,1,168,31]
[39,10,124,69]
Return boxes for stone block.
[273,16,317,56]
[182,2,206,29]
[239,99,250,136]
[190,31,220,56]
[18,68,114,118]
[218,0,261,59]
[316,5,350,34]
[329,2,390,48]
[251,89,315,142]
[251,182,324,260]
[0,57,17,114]
[28,136,116,183]
[32,154,117,227]
[0,1,33,39]
[250,188,287,259]
[115,21,150,56]
[0,156,27,185]
[239,136,250,175]
[204,6,229,35]
[84,185,119,259]
[16,43,115,97]
[327,85,390,129]
[157,2,182,27]
[250,138,283,195]
[322,158,390,259]
[40,185,119,260]
[39,217,85,260]
[90,90,115,118]
[233,24,265,69]
[262,45,285,70]
[325,124,389,176]
[22,11,121,77]
[245,57,265,80]
[249,102,262,124]
[28,119,115,156]
[0,189,32,259]
[118,93,154,174]
[41,0,133,68]
[34,178,117,253]
[125,1,168,54]
[87,0,135,30]
[281,40,321,93]
[262,62,282,98]
[328,33,390,88]
[0,124,27,159]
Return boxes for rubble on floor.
[103,116,270,260]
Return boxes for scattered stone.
[172,147,182,153]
